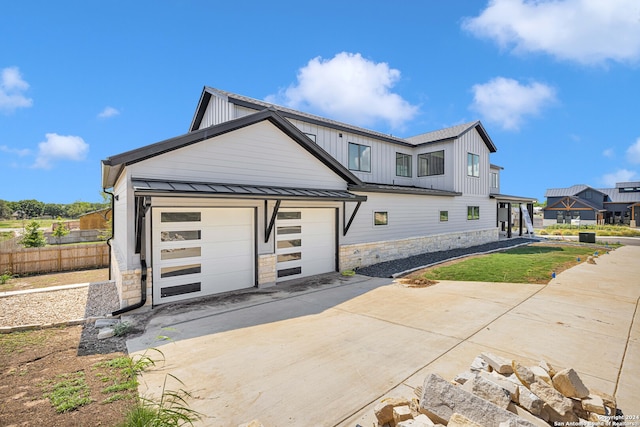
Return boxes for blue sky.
[1,0,639,204]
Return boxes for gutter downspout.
[103,189,115,281]
[111,196,149,316]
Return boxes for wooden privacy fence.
[0,243,109,275]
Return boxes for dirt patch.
[395,278,438,288]
[1,268,109,293]
[0,325,136,427]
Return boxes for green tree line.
[0,199,109,220]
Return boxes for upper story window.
[490,172,499,188]
[304,133,316,143]
[418,150,445,176]
[348,142,371,172]
[467,153,480,177]
[396,153,412,177]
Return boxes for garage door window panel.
[277,252,302,263]
[160,247,201,260]
[277,239,301,249]
[160,212,201,222]
[160,264,202,278]
[161,282,202,298]
[161,230,201,241]
[277,226,301,235]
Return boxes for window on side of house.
[396,153,412,177]
[440,211,448,221]
[417,150,445,176]
[304,133,316,143]
[490,172,499,188]
[467,153,480,177]
[374,211,388,226]
[348,142,371,172]
[467,206,480,220]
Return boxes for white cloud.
[0,145,31,157]
[470,77,556,130]
[602,148,615,158]
[462,0,640,65]
[601,169,638,187]
[626,138,640,164]
[266,52,419,129]
[98,106,120,118]
[33,133,89,169]
[0,66,33,113]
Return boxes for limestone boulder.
[552,368,590,399]
[375,397,411,425]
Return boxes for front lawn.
[411,243,607,284]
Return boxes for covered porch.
[491,194,537,239]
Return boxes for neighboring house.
[101,86,536,310]
[543,182,640,227]
[79,208,112,230]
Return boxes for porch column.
[518,203,524,236]
[507,202,512,238]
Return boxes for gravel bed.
[0,281,119,328]
[355,237,537,278]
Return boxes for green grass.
[538,224,640,237]
[42,371,93,413]
[416,244,604,284]
[0,329,57,355]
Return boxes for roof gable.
[102,109,363,189]
[405,121,497,152]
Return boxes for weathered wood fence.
[0,243,109,275]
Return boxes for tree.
[0,200,11,219]
[52,217,70,244]
[20,220,46,248]
[43,203,66,218]
[16,199,45,218]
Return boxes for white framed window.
[396,153,412,177]
[467,206,480,220]
[440,211,448,222]
[418,150,445,176]
[304,133,316,143]
[490,172,499,188]
[374,211,388,226]
[348,142,371,172]
[467,153,480,177]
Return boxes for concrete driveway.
[127,245,640,426]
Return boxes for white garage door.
[275,208,335,282]
[152,207,255,304]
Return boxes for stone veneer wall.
[339,228,499,271]
[257,253,276,288]
[112,256,151,309]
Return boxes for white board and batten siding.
[197,93,235,129]
[453,129,491,196]
[342,192,496,245]
[127,121,348,191]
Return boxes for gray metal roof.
[132,179,367,202]
[544,185,591,197]
[349,183,461,197]
[194,87,497,152]
[489,193,537,203]
[102,108,364,189]
[545,184,640,203]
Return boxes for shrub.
[20,220,46,248]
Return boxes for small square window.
[374,211,388,226]
[467,206,480,220]
[440,211,448,222]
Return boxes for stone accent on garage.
[112,257,151,309]
[257,253,277,288]
[339,228,499,271]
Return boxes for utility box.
[579,232,596,243]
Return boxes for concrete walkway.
[127,245,640,426]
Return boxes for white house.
[101,87,535,311]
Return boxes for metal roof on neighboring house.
[599,188,640,204]
[544,185,591,197]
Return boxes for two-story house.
[101,87,535,310]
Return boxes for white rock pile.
[372,352,619,427]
